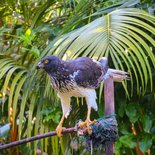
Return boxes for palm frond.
[42,8,155,95]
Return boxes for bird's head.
[36,55,61,73]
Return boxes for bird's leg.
[56,115,66,138]
[80,107,97,134]
[85,107,92,134]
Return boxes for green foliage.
[45,8,155,96]
[119,134,136,149]
[140,115,153,133]
[139,134,152,153]
[115,92,155,154]
[125,103,140,123]
[42,107,62,124]
[0,0,155,155]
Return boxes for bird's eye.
[44,59,49,64]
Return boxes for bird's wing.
[66,57,106,88]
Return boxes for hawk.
[37,55,127,137]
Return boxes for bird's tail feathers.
[106,69,130,82]
[99,57,129,82]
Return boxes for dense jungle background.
[0,0,155,154]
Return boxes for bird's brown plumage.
[37,55,108,137]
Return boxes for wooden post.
[104,76,115,155]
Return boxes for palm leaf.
[31,0,57,28]
[12,75,27,126]
[42,8,155,95]
[18,90,29,139]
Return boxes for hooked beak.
[36,62,44,69]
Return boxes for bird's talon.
[56,126,66,138]
[79,122,87,128]
[87,125,92,135]
[79,119,96,135]
[91,119,97,124]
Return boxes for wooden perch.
[104,76,115,155]
[0,127,76,150]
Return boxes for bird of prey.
[37,55,128,137]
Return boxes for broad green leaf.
[125,104,140,123]
[115,141,122,155]
[140,115,153,133]
[25,28,31,36]
[119,134,136,148]
[118,103,126,118]
[139,135,152,153]
[120,124,130,135]
[30,46,40,58]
